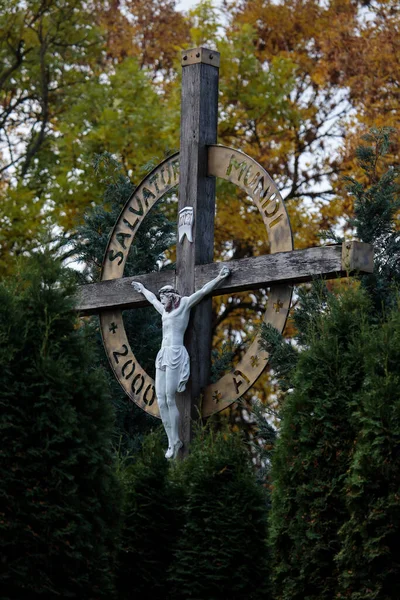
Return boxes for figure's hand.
[219,267,231,279]
[131,281,144,293]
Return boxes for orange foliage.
[96,0,190,78]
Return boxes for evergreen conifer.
[115,432,178,600]
[268,287,371,599]
[0,255,122,599]
[62,153,176,453]
[168,430,270,600]
[263,128,400,599]
[336,307,400,600]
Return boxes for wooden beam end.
[341,241,374,274]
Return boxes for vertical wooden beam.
[176,47,220,455]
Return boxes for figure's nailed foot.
[165,440,183,460]
[172,440,183,460]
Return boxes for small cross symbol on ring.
[251,355,259,368]
[213,390,222,403]
[109,322,118,334]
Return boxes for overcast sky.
[176,0,200,11]
[176,0,222,14]
[176,0,195,11]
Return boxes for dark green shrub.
[337,307,400,600]
[0,255,122,599]
[168,430,270,600]
[268,288,371,600]
[116,432,177,600]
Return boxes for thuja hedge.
[115,433,177,600]
[0,256,122,599]
[264,128,400,600]
[336,306,400,600]
[115,429,271,600]
[268,288,371,600]
[268,290,400,600]
[168,430,270,600]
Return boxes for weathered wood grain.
[76,271,175,315]
[75,242,374,314]
[175,49,220,455]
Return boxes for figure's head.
[158,285,181,312]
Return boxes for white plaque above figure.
[178,206,194,243]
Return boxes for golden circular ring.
[100,145,293,418]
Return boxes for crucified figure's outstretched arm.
[131,282,164,315]
[186,267,230,308]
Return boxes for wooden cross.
[75,47,374,455]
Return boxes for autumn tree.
[226,0,400,245]
[0,0,104,273]
[98,0,190,78]
[0,0,185,276]
[2,0,398,423]
[174,0,399,418]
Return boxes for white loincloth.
[155,345,190,392]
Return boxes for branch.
[212,300,264,329]
[20,23,49,178]
[287,189,337,200]
[0,40,33,90]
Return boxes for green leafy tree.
[0,0,104,273]
[0,0,179,276]
[0,255,122,599]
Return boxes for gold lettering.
[243,166,260,188]
[253,177,267,198]
[123,216,139,231]
[108,249,124,265]
[232,369,250,395]
[132,373,145,395]
[269,213,283,229]
[269,214,284,229]
[122,360,135,379]
[143,384,156,406]
[113,345,129,364]
[263,195,280,219]
[116,232,131,250]
[142,187,155,205]
[261,191,276,208]
[171,159,179,181]
[128,197,144,216]
[226,155,248,181]
[160,165,171,186]
[149,173,160,194]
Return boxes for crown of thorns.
[158,285,179,296]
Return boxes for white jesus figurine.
[131,266,230,459]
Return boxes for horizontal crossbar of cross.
[75,241,373,315]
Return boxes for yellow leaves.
[188,0,220,48]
